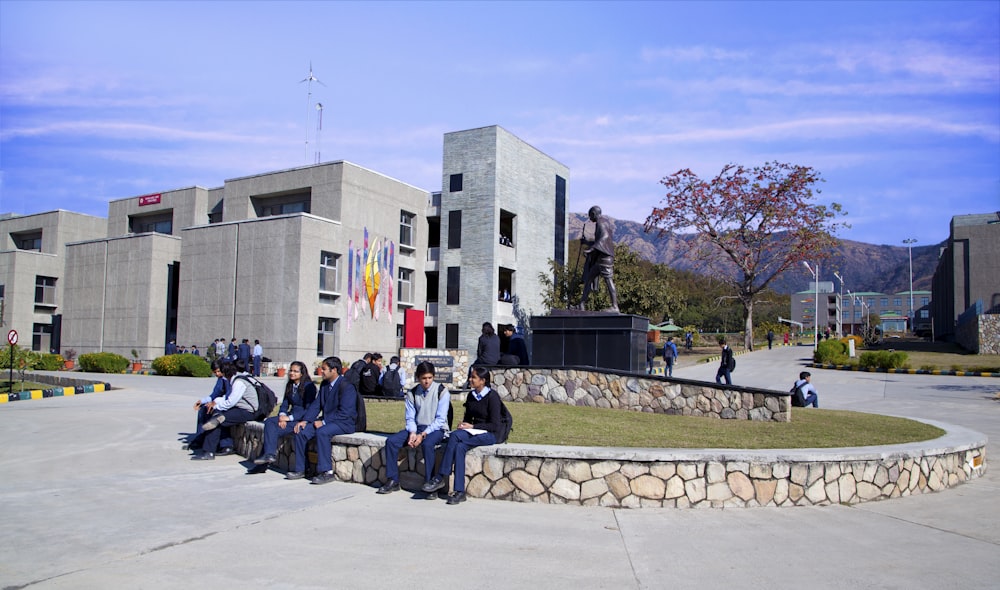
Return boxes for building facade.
[2,125,568,365]
[790,283,932,337]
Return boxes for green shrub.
[859,350,908,370]
[814,339,849,365]
[78,352,129,373]
[39,353,65,371]
[0,345,43,371]
[152,354,211,377]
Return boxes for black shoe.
[285,471,305,480]
[376,480,400,494]
[446,491,467,505]
[254,453,277,465]
[191,452,215,461]
[311,471,338,485]
[216,447,234,456]
[421,475,446,493]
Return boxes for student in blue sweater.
[377,361,451,495]
[254,361,317,468]
[422,366,501,505]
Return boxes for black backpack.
[726,352,736,372]
[381,367,403,397]
[236,375,277,420]
[343,359,365,390]
[495,393,514,444]
[354,391,367,432]
[790,382,807,407]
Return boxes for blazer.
[301,376,358,431]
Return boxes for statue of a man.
[577,205,619,312]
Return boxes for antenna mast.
[315,103,323,164]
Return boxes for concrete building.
[3,125,568,366]
[930,212,1000,349]
[790,283,932,337]
[0,211,107,352]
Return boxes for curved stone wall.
[233,420,987,508]
[490,367,791,422]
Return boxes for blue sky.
[1,0,997,248]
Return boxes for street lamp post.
[903,238,916,335]
[803,261,819,347]
[833,271,844,337]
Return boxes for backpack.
[236,375,277,421]
[790,383,807,407]
[495,393,514,444]
[344,359,365,390]
[726,352,736,372]
[354,391,367,432]
[381,366,403,397]
[359,363,380,395]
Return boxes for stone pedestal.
[531,312,648,373]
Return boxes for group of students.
[474,321,530,367]
[344,352,408,397]
[186,357,506,505]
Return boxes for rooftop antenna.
[315,102,323,164]
[300,62,326,164]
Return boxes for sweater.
[463,387,502,435]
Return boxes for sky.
[1,0,997,248]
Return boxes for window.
[893,297,902,307]
[35,276,56,306]
[319,251,340,297]
[499,209,516,247]
[880,298,888,307]
[399,210,416,251]
[445,323,459,348]
[129,211,173,234]
[397,268,413,304]
[921,297,929,306]
[555,175,566,265]
[12,231,42,251]
[449,173,463,192]
[448,210,462,249]
[867,298,875,308]
[446,267,460,305]
[317,317,338,357]
[208,200,224,224]
[252,191,311,217]
[498,267,514,302]
[32,323,53,353]
[854,310,862,319]
[919,310,929,318]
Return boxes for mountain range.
[568,212,941,295]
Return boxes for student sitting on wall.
[377,361,451,495]
[291,356,359,484]
[192,360,257,461]
[184,359,233,454]
[422,366,501,505]
[254,361,317,468]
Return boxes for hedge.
[859,350,909,370]
[78,352,130,373]
[152,354,212,377]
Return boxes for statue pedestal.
[531,311,649,373]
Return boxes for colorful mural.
[346,227,395,331]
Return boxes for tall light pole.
[833,271,844,337]
[803,261,819,347]
[903,238,916,335]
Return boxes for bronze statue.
[576,205,619,312]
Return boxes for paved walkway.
[1,346,997,589]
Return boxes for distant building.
[930,212,1000,352]
[0,125,568,363]
[790,284,931,337]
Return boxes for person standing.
[715,337,733,385]
[227,338,238,361]
[663,336,678,377]
[767,329,775,350]
[252,339,263,377]
[377,361,450,495]
[254,361,317,467]
[646,339,656,375]
[237,339,251,369]
[291,357,359,484]
[422,366,501,505]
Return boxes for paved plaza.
[1,345,998,589]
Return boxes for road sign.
[7,330,17,345]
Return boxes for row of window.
[845,297,930,308]
[319,252,414,304]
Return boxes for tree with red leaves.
[645,162,848,351]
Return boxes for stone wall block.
[706,462,727,484]
[524,458,542,477]
[788,483,804,503]
[510,469,546,496]
[631,475,666,499]
[753,479,777,505]
[581,478,609,500]
[727,471,754,501]
[664,475,686,499]
[774,479,790,505]
[539,460,560,487]
[621,495,642,508]
[467,474,492,497]
[807,464,825,486]
[790,464,809,485]
[599,493,621,507]
[563,460,593,483]
[726,461,749,474]
[750,463,771,479]
[856,481,882,500]
[706,482,733,501]
[606,472,632,500]
[650,462,677,480]
[824,463,842,482]
[550,478,581,501]
[621,463,650,479]
[591,460,621,479]
[873,465,890,487]
[838,474,857,503]
[483,456,505,481]
[772,463,790,479]
[490,477,515,499]
[804,479,828,504]
[685,478,707,503]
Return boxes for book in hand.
[464,428,488,435]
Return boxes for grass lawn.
[0,380,57,394]
[363,401,943,449]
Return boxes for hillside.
[568,212,941,295]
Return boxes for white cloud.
[640,46,750,63]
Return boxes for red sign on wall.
[138,193,162,206]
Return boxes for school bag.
[354,388,368,432]
[726,352,736,372]
[381,366,404,397]
[343,359,365,390]
[494,392,514,444]
[235,375,278,420]
[790,382,807,407]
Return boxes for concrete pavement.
[1,346,997,589]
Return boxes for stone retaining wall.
[232,422,986,508]
[490,367,790,422]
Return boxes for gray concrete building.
[3,125,568,367]
[931,212,1000,346]
[0,211,107,352]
